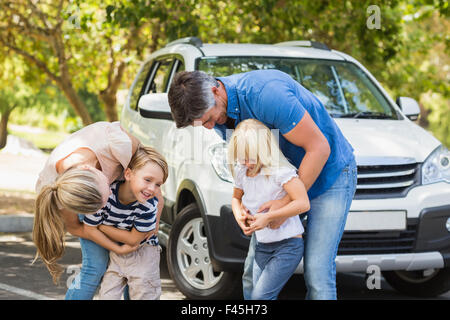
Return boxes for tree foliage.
[0,0,448,145]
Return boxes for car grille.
[337,220,418,255]
[355,163,421,199]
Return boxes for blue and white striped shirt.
[83,181,159,246]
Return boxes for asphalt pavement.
[0,232,185,300]
[1,232,449,300]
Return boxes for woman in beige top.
[33,121,162,299]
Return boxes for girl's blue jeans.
[65,215,129,300]
[243,159,357,300]
[252,237,304,300]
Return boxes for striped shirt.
[83,181,159,246]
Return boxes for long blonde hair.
[33,167,103,284]
[227,119,293,178]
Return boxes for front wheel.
[382,267,450,298]
[167,203,242,299]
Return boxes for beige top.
[35,121,134,193]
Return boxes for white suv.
[121,37,450,299]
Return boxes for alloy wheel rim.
[176,217,223,289]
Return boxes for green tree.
[0,0,152,124]
[382,3,449,146]
[0,0,218,123]
[0,0,447,146]
[0,55,39,149]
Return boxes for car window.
[334,64,390,115]
[149,59,174,93]
[166,59,185,90]
[175,59,185,73]
[197,57,398,119]
[129,60,154,111]
[197,57,298,80]
[135,58,185,120]
[297,63,343,114]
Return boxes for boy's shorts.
[99,244,162,300]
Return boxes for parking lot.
[1,232,449,300]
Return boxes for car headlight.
[209,143,233,183]
[422,145,450,185]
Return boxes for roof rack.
[165,37,203,48]
[274,40,330,51]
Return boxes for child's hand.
[249,213,270,232]
[237,205,254,236]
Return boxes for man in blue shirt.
[168,69,357,300]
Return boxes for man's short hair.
[168,71,218,128]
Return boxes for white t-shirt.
[233,164,305,243]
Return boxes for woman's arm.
[83,225,139,254]
[98,225,153,246]
[61,208,86,238]
[61,209,138,254]
[249,177,310,232]
[99,193,162,246]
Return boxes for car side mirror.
[138,93,173,120]
[396,97,420,121]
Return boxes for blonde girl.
[33,122,163,300]
[228,119,310,300]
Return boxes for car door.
[130,56,185,225]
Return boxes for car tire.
[382,267,450,298]
[167,203,242,299]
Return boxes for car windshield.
[197,57,399,119]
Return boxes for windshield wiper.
[336,111,393,119]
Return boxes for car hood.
[334,119,441,164]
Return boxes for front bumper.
[297,251,444,273]
[206,204,450,273]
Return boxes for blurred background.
[0,0,448,153]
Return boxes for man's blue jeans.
[65,215,129,300]
[243,160,357,300]
[252,237,303,300]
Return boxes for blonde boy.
[83,146,168,300]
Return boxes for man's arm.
[249,177,310,232]
[259,111,330,229]
[283,111,331,190]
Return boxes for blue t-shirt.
[215,69,355,199]
[83,181,159,246]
